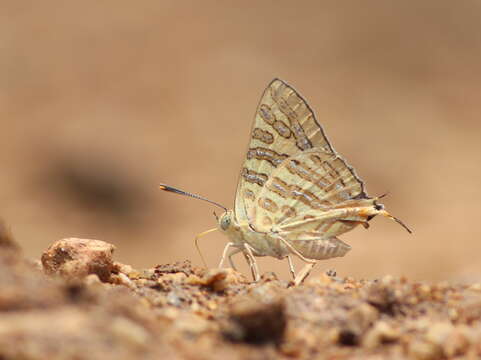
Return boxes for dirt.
[1,236,480,360]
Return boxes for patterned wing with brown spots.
[234,79,337,224]
[249,148,372,233]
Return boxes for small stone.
[418,284,432,300]
[184,274,203,285]
[306,273,333,286]
[409,340,442,360]
[157,272,187,284]
[186,268,245,292]
[362,321,400,348]
[113,262,133,275]
[259,271,278,282]
[117,272,136,289]
[155,260,196,277]
[223,296,285,345]
[381,275,394,285]
[142,268,156,279]
[339,303,379,346]
[41,238,115,282]
[349,303,379,331]
[249,281,287,303]
[166,289,188,307]
[365,283,397,315]
[326,269,337,277]
[83,274,101,286]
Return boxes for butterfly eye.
[374,203,384,211]
[220,215,231,230]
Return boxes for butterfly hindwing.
[250,148,370,233]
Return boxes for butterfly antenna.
[380,210,412,234]
[159,184,227,212]
[194,228,218,268]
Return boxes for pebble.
[41,238,115,282]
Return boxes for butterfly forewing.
[234,79,337,224]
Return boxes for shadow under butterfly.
[160,79,411,285]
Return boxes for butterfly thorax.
[218,210,290,259]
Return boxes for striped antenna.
[159,184,227,212]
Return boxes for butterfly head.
[371,198,412,234]
[218,210,234,231]
[366,201,384,221]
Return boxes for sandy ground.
[2,2,481,283]
[1,234,481,360]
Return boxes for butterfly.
[160,79,411,285]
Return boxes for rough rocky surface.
[41,238,115,281]
[0,237,480,359]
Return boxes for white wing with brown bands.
[234,79,341,224]
[251,148,371,233]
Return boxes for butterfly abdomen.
[292,237,351,260]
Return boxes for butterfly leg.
[219,242,236,269]
[243,243,260,282]
[294,263,316,286]
[287,255,296,280]
[277,236,316,285]
[227,247,243,271]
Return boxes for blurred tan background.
[2,1,481,282]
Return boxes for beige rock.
[41,238,115,282]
